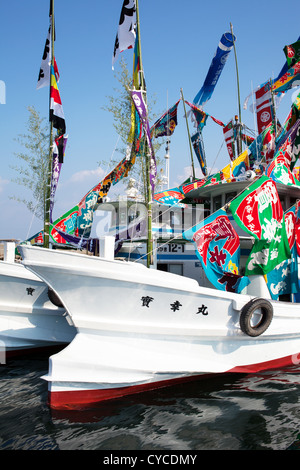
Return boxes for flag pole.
[135,0,153,268]
[181,88,196,180]
[44,0,55,248]
[230,23,242,156]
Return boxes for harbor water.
[1,353,300,451]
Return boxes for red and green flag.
[229,176,291,275]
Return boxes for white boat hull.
[19,245,300,409]
[0,260,76,359]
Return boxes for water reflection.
[1,357,300,450]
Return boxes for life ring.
[48,287,64,308]
[239,297,273,337]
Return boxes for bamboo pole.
[230,23,242,156]
[135,0,153,267]
[44,0,55,248]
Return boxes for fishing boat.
[0,240,75,359]
[0,2,77,359]
[18,0,300,410]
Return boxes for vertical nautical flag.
[255,82,274,134]
[193,31,236,107]
[229,176,291,275]
[49,65,66,134]
[223,120,236,161]
[150,101,180,138]
[191,132,207,176]
[266,204,300,300]
[37,1,59,89]
[183,208,250,293]
[132,25,141,87]
[130,89,157,193]
[112,0,136,69]
[37,24,52,89]
[49,135,68,222]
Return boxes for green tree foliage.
[10,106,50,220]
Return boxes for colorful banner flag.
[49,65,66,133]
[221,149,250,180]
[255,82,274,134]
[241,133,255,146]
[248,122,276,166]
[272,60,300,94]
[266,204,300,299]
[185,101,208,131]
[49,134,68,223]
[183,208,250,293]
[223,120,236,161]
[112,0,136,69]
[266,119,300,186]
[154,188,186,207]
[284,40,300,67]
[150,101,180,138]
[130,89,157,193]
[229,176,291,275]
[191,132,207,176]
[193,31,236,107]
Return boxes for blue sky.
[1,0,299,240]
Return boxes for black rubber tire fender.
[48,287,64,308]
[239,297,273,337]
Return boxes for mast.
[270,77,278,137]
[181,88,196,180]
[44,0,55,248]
[230,23,243,156]
[135,0,153,267]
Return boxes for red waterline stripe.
[48,353,299,410]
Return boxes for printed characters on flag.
[150,101,180,138]
[49,135,68,223]
[193,32,236,107]
[130,89,157,193]
[284,40,300,68]
[183,208,250,293]
[255,82,274,134]
[223,120,236,161]
[112,0,136,69]
[266,119,300,186]
[49,65,66,134]
[229,176,291,275]
[37,24,52,89]
[37,3,59,89]
[266,204,300,300]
